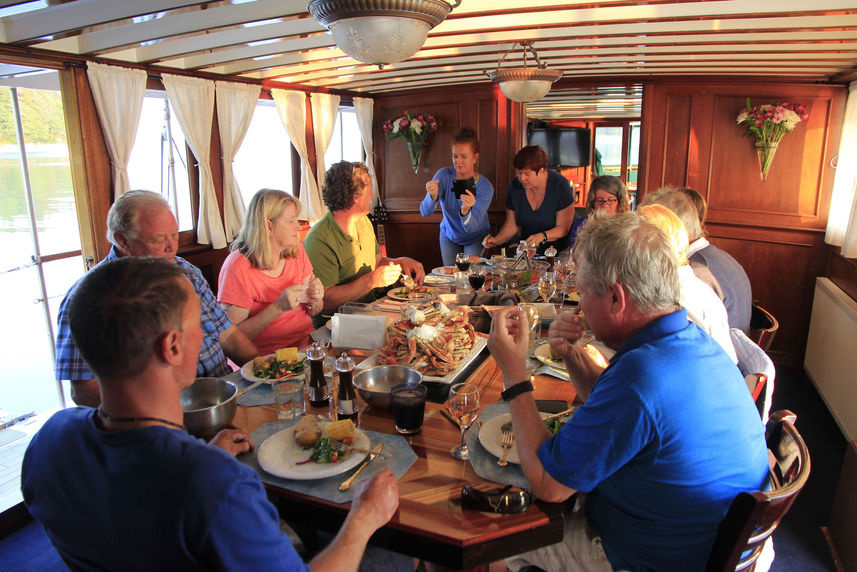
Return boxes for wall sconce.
[487,42,562,103]
[307,0,460,67]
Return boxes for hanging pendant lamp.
[487,41,562,103]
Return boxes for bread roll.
[293,415,322,448]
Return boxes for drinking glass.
[447,383,481,460]
[273,379,306,419]
[518,303,541,351]
[455,252,472,273]
[538,272,557,303]
[468,267,486,293]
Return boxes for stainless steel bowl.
[180,377,238,437]
[353,366,422,410]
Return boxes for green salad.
[501,417,566,435]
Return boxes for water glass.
[273,379,305,419]
[391,383,428,435]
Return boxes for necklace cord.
[97,407,185,431]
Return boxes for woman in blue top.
[568,175,632,248]
[420,127,494,265]
[483,145,574,254]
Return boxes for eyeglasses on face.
[594,197,618,206]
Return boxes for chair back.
[705,410,811,572]
[748,304,778,352]
[730,328,775,423]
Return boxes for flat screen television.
[526,124,591,168]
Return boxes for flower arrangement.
[736,99,809,180]
[383,111,439,174]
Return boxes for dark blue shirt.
[505,170,574,252]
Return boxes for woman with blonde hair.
[218,189,323,354]
[638,204,736,362]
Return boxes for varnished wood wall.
[373,84,526,271]
[641,80,846,365]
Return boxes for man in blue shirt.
[487,212,769,571]
[23,256,400,571]
[55,190,259,406]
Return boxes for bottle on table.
[544,245,558,271]
[306,341,329,408]
[335,353,358,422]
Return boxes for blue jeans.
[439,232,483,266]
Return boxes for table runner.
[241,419,418,504]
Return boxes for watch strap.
[501,379,534,401]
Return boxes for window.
[127,91,194,231]
[233,98,293,208]
[593,121,641,202]
[324,107,364,166]
[0,76,85,414]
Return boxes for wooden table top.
[233,352,577,570]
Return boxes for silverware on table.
[329,439,393,460]
[497,430,514,466]
[339,442,384,491]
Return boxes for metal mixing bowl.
[353,366,422,410]
[180,377,238,437]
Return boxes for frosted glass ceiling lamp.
[306,0,460,67]
[487,42,562,103]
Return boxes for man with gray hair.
[643,186,752,333]
[55,190,259,406]
[487,212,768,571]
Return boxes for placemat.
[465,401,530,489]
[223,371,277,407]
[241,419,418,504]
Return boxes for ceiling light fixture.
[306,0,460,68]
[487,41,562,103]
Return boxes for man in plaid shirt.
[55,190,258,406]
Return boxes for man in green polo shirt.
[304,161,424,326]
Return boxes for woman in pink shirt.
[218,190,323,354]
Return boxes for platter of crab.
[371,302,484,382]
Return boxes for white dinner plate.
[533,343,567,371]
[386,286,434,302]
[240,351,306,384]
[257,423,372,480]
[423,274,455,285]
[478,412,551,465]
[431,265,457,276]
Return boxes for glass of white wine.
[538,272,557,303]
[518,303,541,351]
[448,383,481,460]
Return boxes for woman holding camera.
[420,127,494,265]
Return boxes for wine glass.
[538,272,557,303]
[455,252,472,273]
[518,303,541,351]
[447,383,481,460]
[468,267,486,293]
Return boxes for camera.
[452,177,476,199]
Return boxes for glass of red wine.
[455,252,472,273]
[468,267,486,292]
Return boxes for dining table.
[233,347,579,571]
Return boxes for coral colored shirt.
[218,248,315,355]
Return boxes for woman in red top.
[218,190,323,354]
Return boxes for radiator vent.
[805,277,857,441]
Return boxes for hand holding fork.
[497,430,514,466]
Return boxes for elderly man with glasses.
[54,190,259,407]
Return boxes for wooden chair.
[705,410,811,572]
[730,328,775,423]
[748,303,778,352]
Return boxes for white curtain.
[826,81,857,258]
[353,96,380,207]
[85,62,146,199]
[162,74,226,249]
[271,89,322,221]
[215,81,261,241]
[310,92,341,201]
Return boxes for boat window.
[233,98,294,207]
[324,107,364,167]
[127,92,194,231]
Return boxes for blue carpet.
[0,519,65,571]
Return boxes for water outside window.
[0,83,84,415]
[233,100,293,207]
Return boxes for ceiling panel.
[0,0,854,119]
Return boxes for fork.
[329,439,391,459]
[497,430,514,466]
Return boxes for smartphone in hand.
[452,177,476,199]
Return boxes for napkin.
[331,314,387,350]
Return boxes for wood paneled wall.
[373,84,525,271]
[641,80,847,364]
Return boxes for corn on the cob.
[325,419,355,441]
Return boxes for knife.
[348,446,392,459]
[339,442,384,491]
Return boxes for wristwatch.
[501,379,534,401]
[542,231,549,243]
